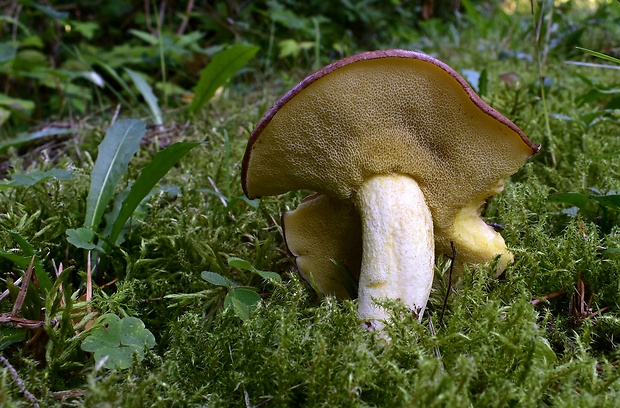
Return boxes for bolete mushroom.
[242,49,539,329]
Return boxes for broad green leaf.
[119,317,156,348]
[278,39,301,58]
[227,257,254,272]
[0,127,74,153]
[0,107,9,127]
[0,42,17,63]
[69,21,99,39]
[84,119,146,230]
[66,228,97,250]
[107,142,199,246]
[125,68,163,125]
[29,1,69,20]
[225,288,261,321]
[0,93,34,117]
[592,195,620,210]
[0,169,73,190]
[201,271,237,287]
[189,45,260,113]
[129,29,159,45]
[0,328,27,350]
[81,314,156,370]
[549,193,620,212]
[253,269,282,282]
[548,193,591,209]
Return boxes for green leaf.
[1,232,52,293]
[0,93,35,117]
[225,288,262,320]
[106,142,199,246]
[227,257,254,272]
[129,29,159,45]
[278,39,301,58]
[0,107,10,127]
[189,45,259,113]
[119,317,156,349]
[549,193,620,212]
[0,169,73,190]
[201,271,237,287]
[548,193,591,210]
[8,231,35,255]
[577,47,620,65]
[591,195,620,210]
[0,328,27,350]
[0,42,17,64]
[125,68,163,125]
[29,2,68,20]
[227,257,282,282]
[253,269,282,282]
[69,21,99,39]
[80,314,156,370]
[0,127,74,154]
[84,119,146,230]
[66,228,97,250]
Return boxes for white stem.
[355,174,434,330]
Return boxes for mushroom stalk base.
[355,174,434,330]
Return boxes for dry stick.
[439,242,456,326]
[12,256,36,316]
[177,0,195,36]
[0,354,40,408]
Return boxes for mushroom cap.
[242,49,538,297]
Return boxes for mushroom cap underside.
[243,49,539,298]
[243,50,537,233]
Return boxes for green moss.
[4,6,620,407]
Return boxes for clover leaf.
[81,314,156,370]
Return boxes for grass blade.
[84,119,146,230]
[107,141,199,245]
[576,47,620,65]
[189,45,260,113]
[125,68,163,125]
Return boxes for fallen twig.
[0,354,40,408]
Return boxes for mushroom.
[242,50,539,329]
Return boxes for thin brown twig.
[177,0,195,36]
[0,354,40,408]
[531,290,566,306]
[0,314,53,329]
[12,256,36,316]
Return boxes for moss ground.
[3,7,620,407]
